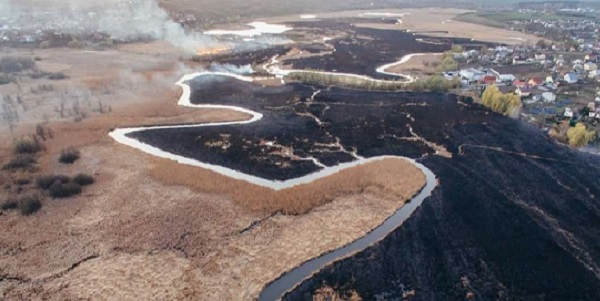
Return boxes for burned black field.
[125,21,600,300]
[129,75,437,180]
[129,72,600,300]
[284,103,600,300]
[282,20,491,79]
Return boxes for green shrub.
[18,195,42,215]
[36,174,70,190]
[73,173,94,186]
[59,148,80,164]
[2,155,37,171]
[48,181,81,198]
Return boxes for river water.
[258,160,436,300]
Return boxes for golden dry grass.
[385,53,442,78]
[149,156,425,215]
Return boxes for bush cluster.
[18,195,42,215]
[73,173,94,186]
[48,72,68,80]
[13,136,44,154]
[1,199,18,210]
[1,195,42,215]
[288,72,459,92]
[0,56,36,73]
[2,155,37,171]
[49,181,82,198]
[0,72,11,85]
[59,148,81,164]
[36,173,94,198]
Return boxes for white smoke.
[209,63,255,75]
[0,0,217,53]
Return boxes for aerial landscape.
[1,0,600,300]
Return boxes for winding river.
[258,162,436,300]
[108,52,438,300]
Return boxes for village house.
[565,107,574,117]
[490,69,515,83]
[459,68,485,82]
[534,53,547,61]
[584,62,598,71]
[564,72,579,84]
[513,55,529,65]
[513,79,529,88]
[555,55,566,67]
[481,75,497,85]
[585,53,598,62]
[528,76,544,86]
[542,91,557,103]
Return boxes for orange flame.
[196,46,230,56]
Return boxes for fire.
[196,46,230,56]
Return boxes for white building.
[564,107,574,117]
[542,92,557,103]
[535,53,547,61]
[564,72,579,84]
[459,68,485,82]
[585,62,598,71]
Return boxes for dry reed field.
[149,156,426,215]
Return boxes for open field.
[455,11,594,29]
[262,8,540,45]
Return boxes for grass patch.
[59,148,81,164]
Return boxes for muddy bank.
[284,95,600,300]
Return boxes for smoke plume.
[0,0,217,53]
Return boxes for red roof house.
[528,76,544,86]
